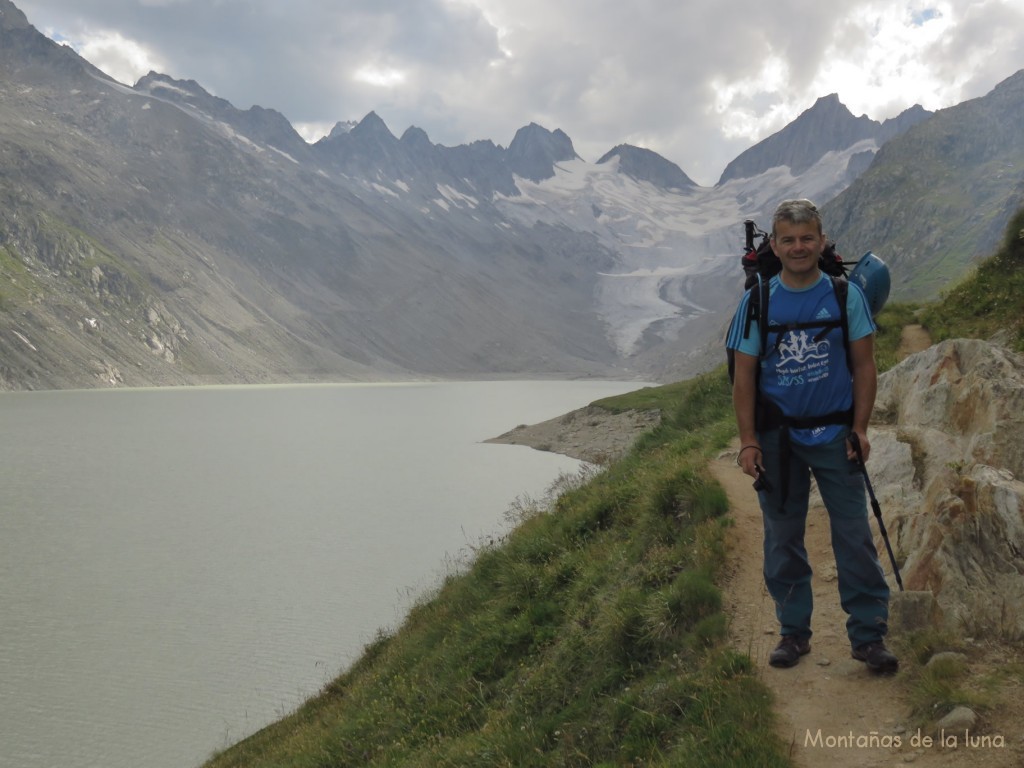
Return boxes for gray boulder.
[868,339,1024,638]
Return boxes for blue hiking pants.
[756,428,890,648]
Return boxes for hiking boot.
[769,635,810,668]
[852,641,899,673]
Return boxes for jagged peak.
[811,92,843,106]
[802,93,859,121]
[326,120,357,140]
[717,92,886,184]
[352,111,396,140]
[400,125,432,146]
[597,144,696,190]
[135,72,213,99]
[0,0,31,30]
[508,122,578,159]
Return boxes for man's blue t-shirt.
[726,273,876,446]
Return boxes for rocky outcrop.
[868,338,1024,638]
[486,405,662,465]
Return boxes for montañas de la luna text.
[805,729,1005,750]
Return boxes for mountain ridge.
[1,0,1022,391]
[718,93,933,184]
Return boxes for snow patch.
[436,184,479,209]
[493,146,863,355]
[268,146,299,165]
[371,183,400,199]
[13,331,37,352]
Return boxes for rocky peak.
[718,94,883,184]
[869,338,1024,638]
[506,123,580,182]
[134,71,307,157]
[0,0,104,84]
[314,111,418,180]
[0,0,30,30]
[597,144,696,191]
[399,125,432,150]
[136,71,207,97]
[326,120,357,140]
[350,111,396,141]
[878,103,931,143]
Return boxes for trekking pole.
[849,432,905,592]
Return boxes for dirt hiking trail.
[711,445,1023,767]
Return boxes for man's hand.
[737,443,762,478]
[847,429,871,464]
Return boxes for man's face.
[770,220,825,279]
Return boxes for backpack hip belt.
[756,398,854,504]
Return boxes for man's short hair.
[771,199,823,236]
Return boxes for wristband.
[736,444,761,465]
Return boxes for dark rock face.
[717,94,932,184]
[506,123,580,182]
[597,145,696,191]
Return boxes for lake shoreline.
[485,405,661,464]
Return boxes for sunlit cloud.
[353,65,407,88]
[47,27,165,86]
[811,2,957,117]
[293,121,335,143]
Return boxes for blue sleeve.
[725,290,760,356]
[846,282,877,341]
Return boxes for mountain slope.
[2,0,1023,389]
[0,2,624,389]
[823,70,1024,300]
[717,94,932,184]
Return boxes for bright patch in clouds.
[353,65,407,88]
[812,2,955,116]
[706,2,965,144]
[711,57,792,141]
[294,121,335,144]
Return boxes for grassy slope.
[206,206,1024,768]
[918,204,1024,351]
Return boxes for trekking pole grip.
[848,430,865,464]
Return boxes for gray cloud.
[16,0,1024,186]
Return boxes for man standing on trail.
[726,198,898,673]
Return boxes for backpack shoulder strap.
[830,275,851,367]
[726,275,769,384]
[738,274,771,355]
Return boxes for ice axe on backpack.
[848,431,905,592]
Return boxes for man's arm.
[732,350,761,477]
[848,334,877,462]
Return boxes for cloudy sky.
[16,0,1024,186]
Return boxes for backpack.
[727,220,851,384]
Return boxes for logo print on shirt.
[815,307,833,320]
[777,330,830,366]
